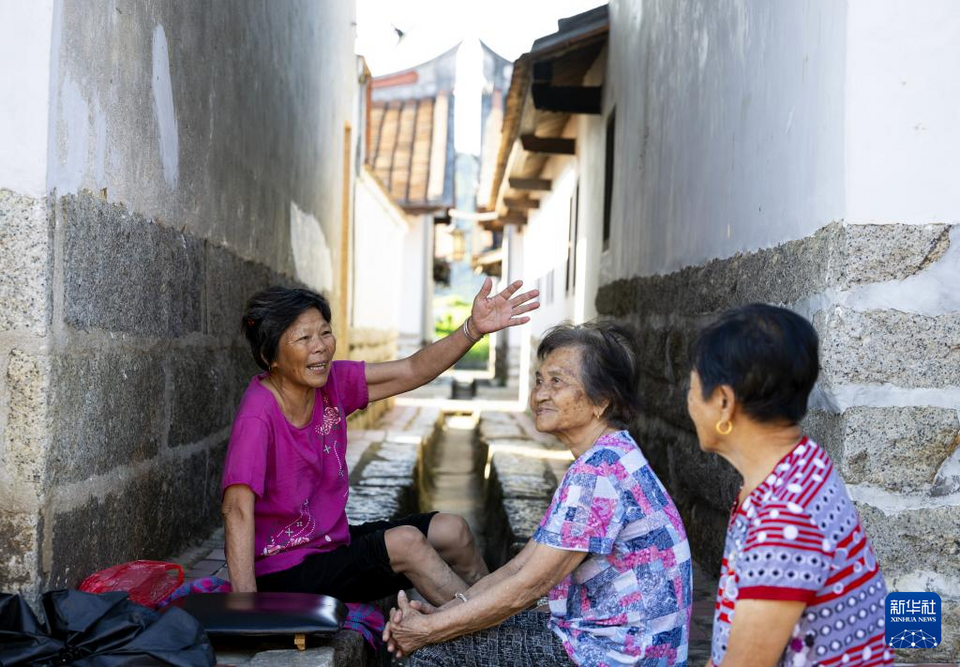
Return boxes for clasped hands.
[382,590,436,658]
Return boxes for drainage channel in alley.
[419,412,489,559]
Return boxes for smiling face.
[270,308,337,389]
[530,346,603,443]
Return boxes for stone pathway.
[419,413,487,552]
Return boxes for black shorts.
[255,512,438,603]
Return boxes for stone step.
[475,411,571,569]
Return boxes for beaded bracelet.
[461,317,482,344]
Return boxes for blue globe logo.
[888,629,939,649]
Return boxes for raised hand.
[469,277,539,336]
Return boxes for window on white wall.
[603,109,616,252]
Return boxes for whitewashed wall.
[603,0,847,280]
[353,169,411,331]
[522,162,578,338]
[601,0,960,282]
[397,214,435,358]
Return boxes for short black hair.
[691,303,819,424]
[242,286,332,371]
[537,321,641,429]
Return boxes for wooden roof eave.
[486,59,530,215]
[487,17,609,215]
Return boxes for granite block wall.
[346,327,398,430]
[596,222,960,661]
[0,190,298,598]
[0,0,360,601]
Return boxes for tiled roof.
[367,91,452,210]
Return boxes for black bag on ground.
[0,589,215,666]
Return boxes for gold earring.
[715,419,733,435]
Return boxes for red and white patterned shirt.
[712,437,891,666]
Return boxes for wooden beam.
[508,177,552,191]
[520,134,576,155]
[531,84,603,114]
[499,211,528,226]
[532,60,553,82]
[503,197,539,210]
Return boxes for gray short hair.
[536,321,641,429]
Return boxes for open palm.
[470,278,540,335]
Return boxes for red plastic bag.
[78,560,184,609]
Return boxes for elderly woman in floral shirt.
[385,322,693,667]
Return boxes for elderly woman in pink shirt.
[221,279,538,605]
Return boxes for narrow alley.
[1,0,958,666]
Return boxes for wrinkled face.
[686,370,721,452]
[271,308,337,389]
[530,346,600,437]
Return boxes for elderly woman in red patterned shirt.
[687,304,891,667]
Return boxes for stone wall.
[596,222,959,662]
[0,1,359,601]
[0,190,298,598]
[347,327,398,430]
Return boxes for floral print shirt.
[534,430,693,666]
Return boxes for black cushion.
[167,592,347,636]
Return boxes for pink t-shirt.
[221,361,368,577]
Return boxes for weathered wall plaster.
[0,0,359,601]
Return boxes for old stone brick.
[45,447,222,588]
[205,441,228,520]
[840,223,951,287]
[596,223,841,318]
[858,505,960,662]
[801,409,844,463]
[0,510,39,593]
[902,599,960,662]
[597,224,959,322]
[478,420,525,444]
[60,193,202,337]
[819,309,960,387]
[485,452,554,503]
[345,486,403,524]
[205,243,274,338]
[5,350,50,486]
[47,348,164,484]
[856,504,960,587]
[230,342,264,396]
[168,347,235,447]
[636,375,692,432]
[46,448,221,589]
[837,407,959,494]
[668,430,740,514]
[679,501,728,574]
[631,416,674,482]
[0,190,51,334]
